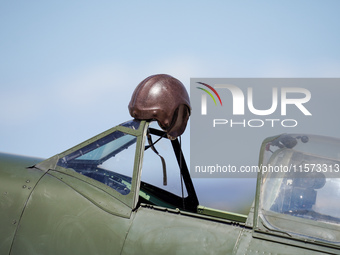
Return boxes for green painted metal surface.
[0,153,45,255]
[122,205,242,255]
[1,124,340,254]
[10,172,133,255]
[197,205,247,223]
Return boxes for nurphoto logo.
[196,82,312,128]
[190,78,335,178]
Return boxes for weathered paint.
[0,153,45,255]
[122,205,243,255]
[10,172,133,255]
[1,124,340,254]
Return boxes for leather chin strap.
[166,105,190,140]
[146,130,167,186]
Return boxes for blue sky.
[1,1,340,213]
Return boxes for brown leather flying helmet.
[128,74,191,139]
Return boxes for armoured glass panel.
[120,119,141,130]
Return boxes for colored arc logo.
[196,82,223,106]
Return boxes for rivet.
[26,180,30,183]
[22,185,27,189]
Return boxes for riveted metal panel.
[122,206,242,255]
[11,173,133,255]
[0,153,45,255]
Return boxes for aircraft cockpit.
[53,118,198,214]
[256,134,340,244]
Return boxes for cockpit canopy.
[257,134,340,243]
[128,74,191,140]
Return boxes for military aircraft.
[1,74,340,254]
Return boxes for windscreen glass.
[259,134,340,243]
[57,130,137,195]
